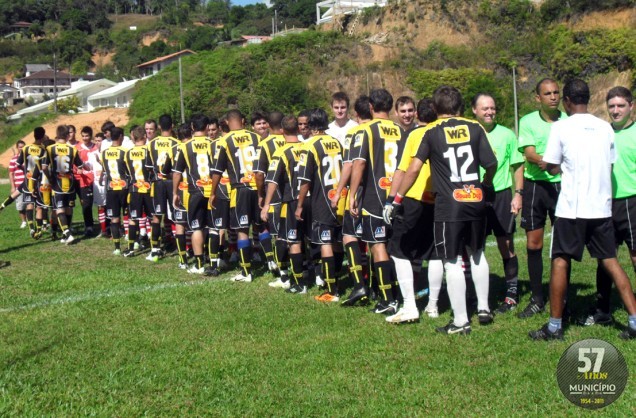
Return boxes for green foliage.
[48,95,80,113]
[540,0,636,22]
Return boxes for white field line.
[0,278,219,314]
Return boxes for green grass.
[0,183,635,416]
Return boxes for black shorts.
[106,189,129,219]
[187,193,211,231]
[230,187,260,230]
[267,204,282,236]
[433,219,487,260]
[360,213,389,244]
[551,217,616,262]
[310,221,341,245]
[52,193,75,210]
[212,199,230,230]
[302,199,313,238]
[342,210,362,238]
[486,188,515,237]
[22,191,35,205]
[612,196,636,251]
[520,179,560,231]
[129,192,153,220]
[281,201,304,243]
[152,180,173,217]
[388,198,434,263]
[78,186,93,206]
[174,207,188,225]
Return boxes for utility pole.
[179,55,185,124]
[53,52,58,113]
[512,66,519,135]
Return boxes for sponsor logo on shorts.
[214,218,222,227]
[321,229,331,241]
[130,210,138,218]
[155,205,162,213]
[107,209,113,217]
[240,215,249,225]
[374,226,386,238]
[56,200,64,208]
[288,229,297,240]
[191,219,200,228]
[452,184,483,202]
[355,223,363,234]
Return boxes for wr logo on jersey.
[444,125,470,144]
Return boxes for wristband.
[515,189,524,196]
[393,193,404,205]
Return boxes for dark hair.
[226,109,244,122]
[417,98,437,123]
[145,119,157,129]
[331,91,350,107]
[250,110,268,125]
[471,92,495,109]
[208,116,219,126]
[354,95,372,120]
[298,109,311,119]
[395,96,415,110]
[95,133,105,140]
[101,121,115,133]
[433,85,464,116]
[110,127,124,141]
[369,89,393,113]
[606,86,633,104]
[219,115,230,133]
[16,139,25,147]
[56,125,69,140]
[34,127,46,141]
[81,126,93,136]
[282,115,298,135]
[308,108,329,131]
[68,124,76,133]
[131,126,146,142]
[563,78,590,105]
[177,123,192,141]
[268,111,284,130]
[190,114,210,132]
[535,78,558,95]
[158,114,172,131]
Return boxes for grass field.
[0,184,635,416]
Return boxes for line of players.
[1,82,635,339]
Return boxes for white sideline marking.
[0,278,216,314]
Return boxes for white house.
[137,49,196,77]
[316,0,387,24]
[87,79,139,111]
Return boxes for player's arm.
[511,162,523,214]
[295,182,310,221]
[332,161,351,209]
[8,161,16,193]
[522,145,548,170]
[348,159,365,218]
[254,144,269,200]
[261,183,278,222]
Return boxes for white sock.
[469,249,490,312]
[427,259,444,306]
[444,256,468,326]
[392,256,416,312]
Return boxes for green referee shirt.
[612,122,636,199]
[480,124,524,192]
[518,110,566,182]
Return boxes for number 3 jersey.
[414,117,497,221]
[349,119,406,217]
[46,143,84,194]
[211,129,260,190]
[297,134,343,225]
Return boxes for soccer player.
[0,140,27,228]
[262,115,306,292]
[349,89,406,315]
[383,97,440,323]
[145,119,158,142]
[209,110,263,282]
[331,95,372,306]
[67,125,78,146]
[207,117,221,140]
[46,125,85,244]
[530,79,636,340]
[396,86,497,335]
[92,133,109,238]
[517,78,565,318]
[255,111,287,277]
[251,111,270,140]
[100,127,129,255]
[581,86,636,327]
[208,126,232,275]
[326,92,358,146]
[173,124,193,269]
[15,127,48,239]
[145,114,179,262]
[472,93,525,314]
[122,127,153,257]
[173,114,214,274]
[75,126,100,237]
[296,108,344,302]
[395,96,418,132]
[297,110,311,141]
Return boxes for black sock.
[209,231,220,264]
[290,252,305,286]
[26,210,34,231]
[151,222,161,251]
[112,222,121,250]
[57,213,69,233]
[374,260,394,302]
[527,248,543,305]
[1,196,15,208]
[176,233,187,264]
[503,255,519,301]
[596,261,612,314]
[345,242,364,287]
[334,251,344,274]
[195,254,204,269]
[68,213,73,229]
[275,239,289,272]
[259,232,275,264]
[322,256,337,294]
[36,218,43,232]
[128,223,138,251]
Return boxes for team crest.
[240,215,249,225]
[130,210,138,218]
[320,229,331,241]
[191,219,200,228]
[353,133,364,147]
[355,223,363,234]
[215,218,222,227]
[374,226,386,238]
[288,229,297,240]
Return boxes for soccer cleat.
[415,288,430,300]
[619,326,636,340]
[267,260,278,272]
[529,323,564,340]
[314,292,340,303]
[517,300,545,319]
[315,275,326,288]
[146,250,163,262]
[477,310,494,325]
[112,249,121,256]
[340,286,369,307]
[20,221,27,229]
[177,263,188,270]
[133,242,140,250]
[123,249,135,258]
[286,284,308,294]
[59,237,67,244]
[386,308,420,324]
[203,266,220,277]
[84,227,94,237]
[370,300,398,315]
[230,273,253,282]
[424,304,439,318]
[436,321,472,335]
[577,309,614,326]
[187,265,205,275]
[495,298,518,314]
[268,278,288,288]
[64,234,75,245]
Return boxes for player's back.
[102,146,128,190]
[147,135,178,180]
[47,143,80,193]
[180,136,214,197]
[126,146,152,193]
[215,129,259,189]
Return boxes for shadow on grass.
[2,339,61,371]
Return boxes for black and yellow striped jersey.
[413,117,497,221]
[173,136,215,198]
[350,119,406,217]
[298,134,343,225]
[211,129,260,189]
[146,135,178,181]
[16,144,47,194]
[398,126,435,203]
[102,146,129,191]
[266,142,304,203]
[210,137,231,201]
[342,121,370,163]
[174,139,192,208]
[125,145,153,194]
[255,134,286,204]
[46,143,83,194]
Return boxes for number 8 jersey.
[414,117,497,221]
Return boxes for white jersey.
[326,119,358,147]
